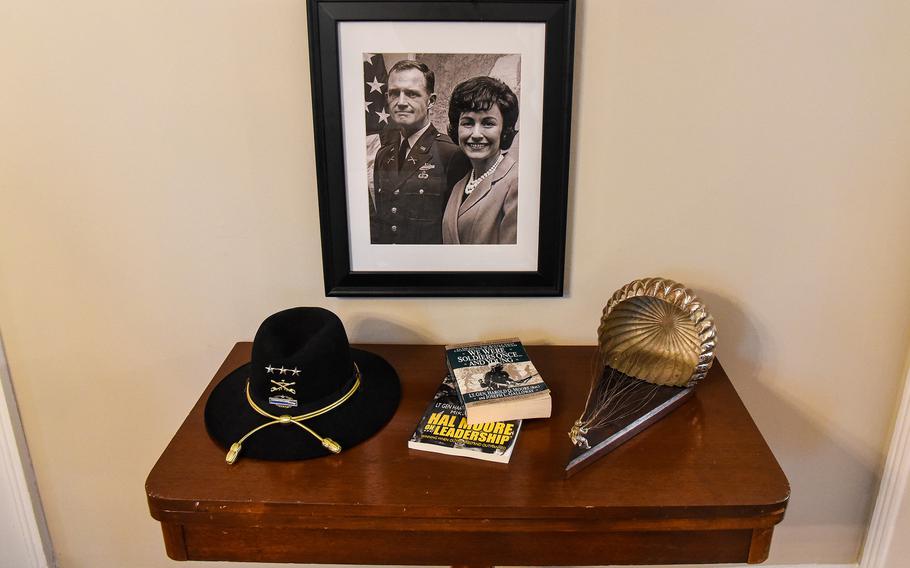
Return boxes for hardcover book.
[444,338,552,425]
[408,374,521,463]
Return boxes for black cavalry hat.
[204,307,400,463]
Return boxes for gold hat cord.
[225,363,362,464]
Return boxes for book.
[408,374,521,463]
[444,338,552,425]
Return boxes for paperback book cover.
[408,374,521,463]
[444,338,552,425]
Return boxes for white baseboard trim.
[595,563,856,567]
[859,358,910,568]
[0,337,52,568]
[756,565,856,568]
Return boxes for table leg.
[160,523,188,560]
[747,527,774,563]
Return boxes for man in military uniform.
[371,60,469,244]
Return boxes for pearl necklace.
[464,153,505,195]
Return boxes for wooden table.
[146,344,789,566]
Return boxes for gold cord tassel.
[225,365,361,464]
[226,443,242,464]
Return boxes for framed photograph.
[307,0,575,296]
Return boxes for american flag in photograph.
[363,53,389,134]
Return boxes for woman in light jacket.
[442,76,519,244]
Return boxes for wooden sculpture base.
[566,368,695,476]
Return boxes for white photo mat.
[337,21,546,272]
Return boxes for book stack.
[408,338,551,463]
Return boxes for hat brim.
[204,348,400,461]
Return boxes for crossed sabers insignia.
[265,365,301,376]
[270,379,296,394]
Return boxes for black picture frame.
[306,0,575,296]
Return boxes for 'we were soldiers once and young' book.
[408,374,521,463]
[445,338,552,425]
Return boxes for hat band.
[265,367,360,416]
[224,363,362,464]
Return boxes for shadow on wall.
[348,315,435,345]
[348,312,560,347]
[698,289,878,563]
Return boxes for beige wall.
[2,0,910,566]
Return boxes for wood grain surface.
[146,344,789,565]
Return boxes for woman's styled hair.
[447,76,519,150]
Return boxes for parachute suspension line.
[570,354,663,448]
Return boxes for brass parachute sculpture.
[566,277,717,475]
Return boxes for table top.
[147,343,789,529]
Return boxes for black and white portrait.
[337,21,548,274]
[310,3,574,295]
[363,53,521,246]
